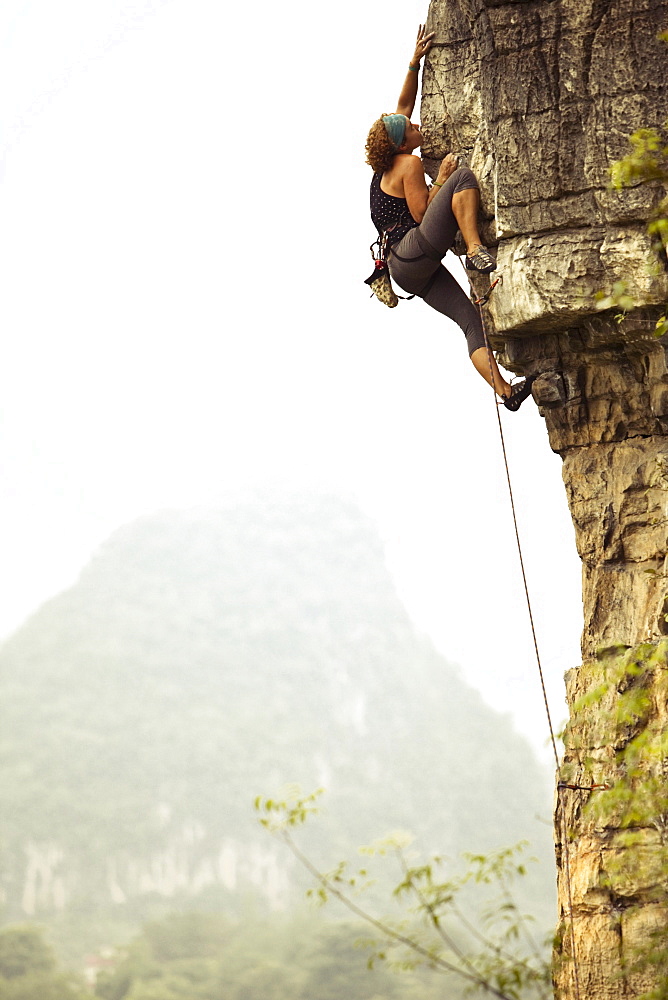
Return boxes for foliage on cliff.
[562,640,668,1000]
[597,32,668,336]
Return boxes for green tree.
[255,788,551,1000]
[95,910,441,1000]
[94,914,230,1000]
[0,925,88,1000]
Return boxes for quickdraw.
[474,275,502,306]
[557,782,611,792]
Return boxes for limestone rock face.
[556,649,668,1000]
[422,1,668,998]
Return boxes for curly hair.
[365,114,400,174]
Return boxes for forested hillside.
[0,493,554,959]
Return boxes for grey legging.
[387,166,485,356]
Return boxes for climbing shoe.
[503,375,537,412]
[465,245,497,274]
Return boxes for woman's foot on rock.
[465,245,497,274]
[502,375,537,411]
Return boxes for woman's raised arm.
[396,24,434,118]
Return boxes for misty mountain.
[0,492,554,945]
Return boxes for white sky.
[0,0,583,760]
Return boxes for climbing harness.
[364,235,414,308]
[365,236,399,307]
[471,270,585,1000]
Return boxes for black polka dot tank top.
[370,172,419,246]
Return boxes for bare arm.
[396,24,434,118]
[402,155,431,222]
[402,153,460,223]
[427,153,459,206]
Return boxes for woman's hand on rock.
[411,24,435,65]
[437,153,458,182]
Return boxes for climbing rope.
[473,287,560,762]
[471,270,583,1000]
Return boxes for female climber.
[365,25,535,410]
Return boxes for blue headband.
[383,114,407,148]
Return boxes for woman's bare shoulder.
[382,153,425,197]
[396,153,424,175]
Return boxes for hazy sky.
[0,0,583,758]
